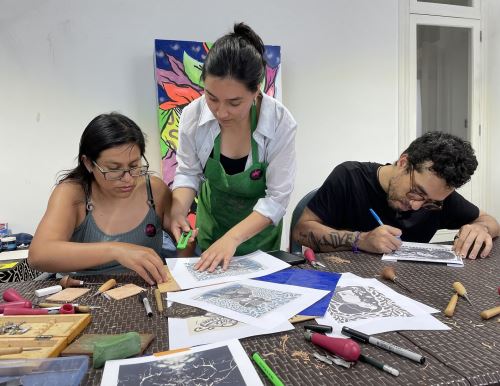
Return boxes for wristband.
[352,232,361,253]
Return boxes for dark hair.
[402,131,478,188]
[57,112,146,198]
[201,22,266,92]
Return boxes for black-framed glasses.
[92,156,150,181]
[407,167,443,211]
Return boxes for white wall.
[484,0,500,222]
[0,0,399,247]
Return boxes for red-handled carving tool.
[303,248,326,268]
[4,307,49,315]
[0,301,32,313]
[2,288,30,303]
[304,331,360,362]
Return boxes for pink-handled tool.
[0,301,32,313]
[304,248,326,268]
[304,331,361,362]
[2,288,30,303]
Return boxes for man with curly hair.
[293,132,499,259]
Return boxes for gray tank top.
[70,174,163,275]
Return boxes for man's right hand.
[114,244,168,285]
[358,225,402,254]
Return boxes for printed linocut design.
[393,245,457,261]
[194,283,300,318]
[189,313,240,334]
[328,286,412,323]
[186,258,265,281]
[117,345,244,385]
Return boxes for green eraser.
[92,332,141,369]
[177,230,192,249]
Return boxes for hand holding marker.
[369,208,401,240]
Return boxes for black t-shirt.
[307,161,480,243]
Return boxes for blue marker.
[369,208,401,239]
[369,208,384,226]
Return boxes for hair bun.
[233,22,264,57]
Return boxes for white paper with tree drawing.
[165,250,290,289]
[382,241,463,266]
[101,339,263,386]
[167,279,329,329]
[316,273,449,336]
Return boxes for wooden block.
[157,265,181,293]
[46,288,90,302]
[105,284,144,300]
[61,333,154,357]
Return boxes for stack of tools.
[380,266,413,293]
[444,281,472,317]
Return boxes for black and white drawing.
[102,340,264,386]
[328,285,413,323]
[186,258,265,281]
[383,241,463,265]
[191,313,240,333]
[166,251,291,290]
[116,346,243,386]
[194,283,300,318]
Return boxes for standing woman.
[28,113,169,285]
[171,23,297,272]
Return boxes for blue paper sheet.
[255,268,341,316]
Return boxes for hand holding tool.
[304,248,326,268]
[452,282,472,306]
[0,347,41,356]
[91,279,117,299]
[444,293,459,317]
[480,306,500,320]
[177,230,192,249]
[381,266,413,293]
[59,275,104,288]
[2,288,30,303]
[304,330,360,362]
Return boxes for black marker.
[360,354,399,377]
[139,292,153,317]
[342,326,425,364]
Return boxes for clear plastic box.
[0,355,88,386]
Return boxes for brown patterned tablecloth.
[1,240,499,385]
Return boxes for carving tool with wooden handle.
[444,293,459,317]
[0,347,41,356]
[91,279,117,299]
[453,281,473,306]
[59,275,105,288]
[381,267,413,293]
[480,306,500,320]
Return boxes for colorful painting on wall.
[154,39,282,188]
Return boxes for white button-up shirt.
[172,93,297,225]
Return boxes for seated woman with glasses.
[28,113,170,285]
[292,132,499,258]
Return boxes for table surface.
[1,241,499,386]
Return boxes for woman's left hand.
[194,235,239,272]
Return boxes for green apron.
[197,104,282,255]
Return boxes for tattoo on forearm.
[298,231,356,252]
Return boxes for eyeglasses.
[92,156,149,181]
[407,167,443,210]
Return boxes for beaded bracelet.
[352,231,361,253]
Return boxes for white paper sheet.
[0,249,28,262]
[101,339,263,386]
[167,279,330,329]
[316,273,449,336]
[382,241,463,266]
[168,311,294,349]
[165,250,290,289]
